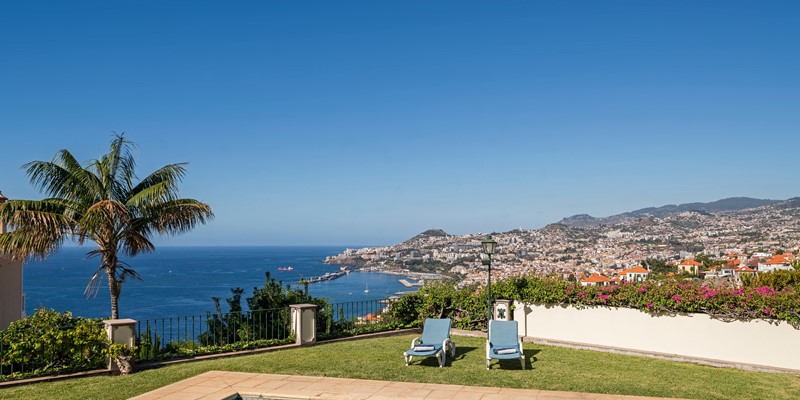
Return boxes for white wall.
[514,302,800,371]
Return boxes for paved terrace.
[131,371,688,400]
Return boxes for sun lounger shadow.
[444,345,475,361]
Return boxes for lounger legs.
[520,355,525,369]
[404,354,411,366]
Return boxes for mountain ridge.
[558,197,780,228]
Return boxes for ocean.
[23,246,412,322]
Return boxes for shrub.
[386,292,424,328]
[0,308,109,380]
[742,269,800,291]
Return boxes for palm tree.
[0,134,213,319]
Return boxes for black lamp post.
[481,236,498,324]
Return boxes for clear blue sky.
[1,1,798,246]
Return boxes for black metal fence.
[317,298,397,339]
[135,307,293,361]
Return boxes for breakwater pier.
[302,266,349,284]
[399,279,423,288]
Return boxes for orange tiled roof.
[624,266,650,274]
[735,266,756,272]
[680,259,703,267]
[582,273,611,283]
[766,254,789,265]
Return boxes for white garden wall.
[513,302,800,372]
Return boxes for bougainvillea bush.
[393,275,800,329]
[501,276,800,327]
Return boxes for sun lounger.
[403,318,456,367]
[486,319,525,370]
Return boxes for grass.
[2,334,799,400]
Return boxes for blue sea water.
[23,246,411,321]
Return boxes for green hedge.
[0,308,109,381]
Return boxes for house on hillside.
[0,191,25,330]
[581,273,611,287]
[677,259,703,275]
[759,254,794,273]
[621,266,650,283]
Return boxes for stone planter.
[114,355,134,375]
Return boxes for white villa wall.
[514,302,800,371]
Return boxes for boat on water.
[277,266,294,271]
[364,283,369,293]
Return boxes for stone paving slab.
[130,371,688,400]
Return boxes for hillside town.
[326,198,800,287]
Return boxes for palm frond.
[23,150,102,204]
[120,229,156,257]
[126,163,187,205]
[83,265,106,299]
[146,199,214,235]
[107,133,138,201]
[0,200,76,259]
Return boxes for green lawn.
[2,334,799,400]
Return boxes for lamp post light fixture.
[481,236,498,325]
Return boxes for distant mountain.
[558,197,780,227]
[402,228,450,245]
[775,197,800,209]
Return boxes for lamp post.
[481,236,498,324]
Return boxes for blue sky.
[1,1,798,246]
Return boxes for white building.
[758,254,794,273]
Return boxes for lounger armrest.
[410,337,421,349]
[442,337,451,350]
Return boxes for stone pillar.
[290,304,317,346]
[103,318,137,372]
[493,299,512,321]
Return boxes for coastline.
[24,246,419,321]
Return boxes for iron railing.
[318,298,397,339]
[135,307,293,361]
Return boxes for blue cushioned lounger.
[486,319,525,370]
[403,318,456,367]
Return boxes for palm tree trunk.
[105,253,120,319]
